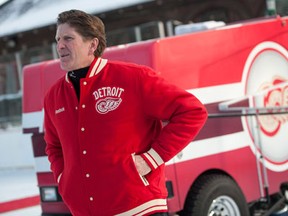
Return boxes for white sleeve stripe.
[143,152,158,169]
[148,148,164,166]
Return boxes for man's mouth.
[60,54,69,58]
[59,54,70,63]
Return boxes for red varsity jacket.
[44,57,207,215]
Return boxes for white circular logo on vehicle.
[242,41,288,171]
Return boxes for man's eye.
[55,36,73,43]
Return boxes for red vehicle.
[22,16,288,216]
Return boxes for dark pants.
[150,213,169,216]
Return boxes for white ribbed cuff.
[142,148,164,170]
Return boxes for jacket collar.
[65,57,108,83]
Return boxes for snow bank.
[0,126,35,169]
[0,0,152,37]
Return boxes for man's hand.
[134,155,151,176]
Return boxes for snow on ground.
[1,205,41,216]
[0,126,41,215]
[0,167,41,216]
[0,126,35,169]
[0,168,39,203]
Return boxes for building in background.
[0,0,287,128]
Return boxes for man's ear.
[89,38,99,55]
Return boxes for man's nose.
[57,40,66,50]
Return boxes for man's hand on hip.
[134,155,151,176]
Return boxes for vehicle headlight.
[40,187,58,202]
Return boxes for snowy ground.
[0,126,35,169]
[0,168,41,216]
[1,206,41,216]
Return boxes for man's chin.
[60,62,71,71]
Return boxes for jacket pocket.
[131,153,149,186]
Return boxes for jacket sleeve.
[44,94,64,182]
[139,67,208,170]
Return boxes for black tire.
[181,174,250,216]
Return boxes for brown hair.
[57,9,106,57]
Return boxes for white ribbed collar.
[65,57,108,83]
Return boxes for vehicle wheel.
[181,174,250,216]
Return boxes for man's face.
[55,23,97,71]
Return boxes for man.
[44,9,207,216]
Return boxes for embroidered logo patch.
[93,86,124,114]
[96,97,122,114]
[55,107,65,114]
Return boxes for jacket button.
[86,173,90,178]
[81,127,85,132]
[90,197,93,201]
[82,104,86,108]
[83,150,87,154]
[83,81,87,85]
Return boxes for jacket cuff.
[141,148,164,171]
